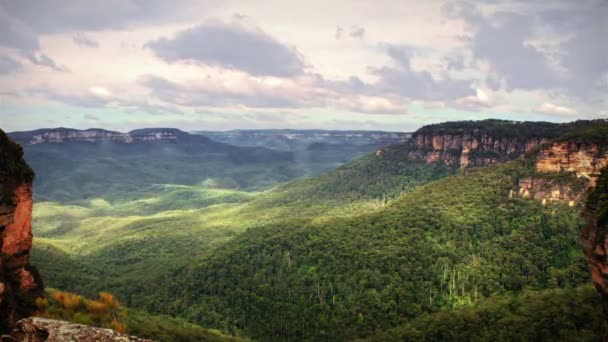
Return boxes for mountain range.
[1,119,608,340]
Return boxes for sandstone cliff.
[580,166,608,333]
[393,119,580,168]
[9,127,211,146]
[0,130,44,333]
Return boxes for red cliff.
[0,130,44,333]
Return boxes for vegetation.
[369,285,603,341]
[139,161,591,340]
[37,289,128,333]
[415,119,607,139]
[20,120,608,340]
[37,289,242,341]
[0,129,34,184]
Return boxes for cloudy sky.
[0,0,606,132]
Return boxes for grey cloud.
[26,52,69,72]
[138,74,303,108]
[349,26,365,39]
[73,33,98,48]
[335,27,344,39]
[371,45,474,100]
[1,0,200,34]
[0,5,67,72]
[0,8,39,52]
[145,21,305,77]
[443,0,608,97]
[0,54,22,75]
[84,113,100,121]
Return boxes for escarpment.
[389,119,578,168]
[0,130,44,333]
[581,166,608,331]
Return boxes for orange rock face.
[535,142,608,187]
[408,132,547,168]
[0,130,44,334]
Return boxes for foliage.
[37,289,241,341]
[588,166,608,225]
[139,161,591,340]
[37,289,127,333]
[0,129,34,184]
[369,285,603,342]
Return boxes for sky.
[0,0,607,132]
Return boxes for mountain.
[13,119,608,340]
[9,127,213,145]
[138,120,607,340]
[193,129,411,151]
[0,130,43,333]
[379,119,606,168]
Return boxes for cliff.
[8,128,212,146]
[379,119,607,169]
[580,166,608,333]
[0,130,44,333]
[399,120,597,168]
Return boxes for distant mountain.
[192,129,411,151]
[9,127,212,145]
[7,127,394,202]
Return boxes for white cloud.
[536,102,576,116]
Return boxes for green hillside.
[24,121,608,340]
[144,160,590,340]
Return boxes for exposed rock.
[580,166,608,332]
[406,130,549,168]
[535,142,608,187]
[0,130,44,334]
[510,176,586,205]
[8,128,211,146]
[1,317,152,342]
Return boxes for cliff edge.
[0,129,44,333]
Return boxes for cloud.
[0,6,67,72]
[73,33,99,48]
[137,74,308,108]
[0,54,22,75]
[442,0,608,98]
[349,26,365,39]
[84,113,100,121]
[145,20,305,77]
[26,52,70,72]
[370,45,474,100]
[0,0,198,34]
[335,27,344,40]
[536,102,576,116]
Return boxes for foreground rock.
[0,130,44,333]
[1,317,152,342]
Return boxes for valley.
[1,120,606,340]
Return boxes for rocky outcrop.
[580,166,608,333]
[9,128,211,146]
[407,132,547,168]
[510,177,585,206]
[535,142,608,187]
[0,130,44,333]
[1,317,152,342]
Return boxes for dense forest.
[20,120,608,341]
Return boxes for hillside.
[10,128,388,202]
[20,119,608,341]
[194,129,411,151]
[147,160,592,339]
